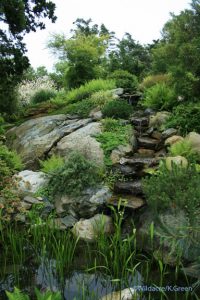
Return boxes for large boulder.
[185,132,200,154]
[137,210,199,265]
[164,135,184,146]
[6,115,92,169]
[149,111,171,128]
[55,186,112,218]
[110,144,133,164]
[72,214,114,242]
[14,170,48,196]
[53,122,104,167]
[165,156,188,170]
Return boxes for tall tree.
[48,19,112,89]
[0,0,56,114]
[108,33,151,79]
[152,0,200,100]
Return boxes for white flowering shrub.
[17,76,57,106]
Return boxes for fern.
[35,288,62,300]
[6,288,62,300]
[6,287,30,300]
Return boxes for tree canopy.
[0,0,56,114]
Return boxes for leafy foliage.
[40,155,64,174]
[31,89,57,104]
[48,152,102,197]
[108,69,138,92]
[0,145,23,190]
[48,32,109,88]
[165,103,200,134]
[102,99,133,119]
[59,98,96,117]
[139,74,170,90]
[151,1,200,100]
[18,76,56,106]
[108,32,151,78]
[6,287,62,300]
[0,145,23,173]
[142,83,176,110]
[96,119,132,165]
[90,90,115,107]
[65,79,116,104]
[143,164,200,225]
[169,139,200,163]
[0,0,56,114]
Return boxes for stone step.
[130,116,149,127]
[114,180,143,196]
[119,157,158,170]
[112,164,137,177]
[136,148,155,157]
[107,194,145,210]
[137,137,161,150]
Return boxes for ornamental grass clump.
[18,76,57,106]
[66,79,116,104]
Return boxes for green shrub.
[31,89,57,104]
[48,152,102,197]
[108,70,138,92]
[169,139,199,163]
[61,98,96,117]
[165,103,200,135]
[96,119,132,165]
[66,79,116,104]
[90,90,114,108]
[0,145,23,190]
[143,164,200,224]
[142,83,176,110]
[139,74,170,90]
[0,145,23,172]
[102,100,133,119]
[0,116,5,135]
[40,155,65,174]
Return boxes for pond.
[0,219,198,300]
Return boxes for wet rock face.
[6,115,92,169]
[137,137,161,150]
[137,210,198,265]
[107,194,145,210]
[55,187,112,219]
[130,116,149,127]
[14,170,48,196]
[114,180,143,196]
[52,122,104,167]
[5,115,106,169]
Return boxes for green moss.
[96,118,132,166]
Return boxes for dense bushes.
[102,100,133,119]
[47,152,102,196]
[165,103,200,134]
[139,74,170,90]
[108,70,138,92]
[142,83,176,110]
[31,89,57,104]
[18,76,57,106]
[143,164,200,225]
[0,145,23,190]
[65,79,116,104]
